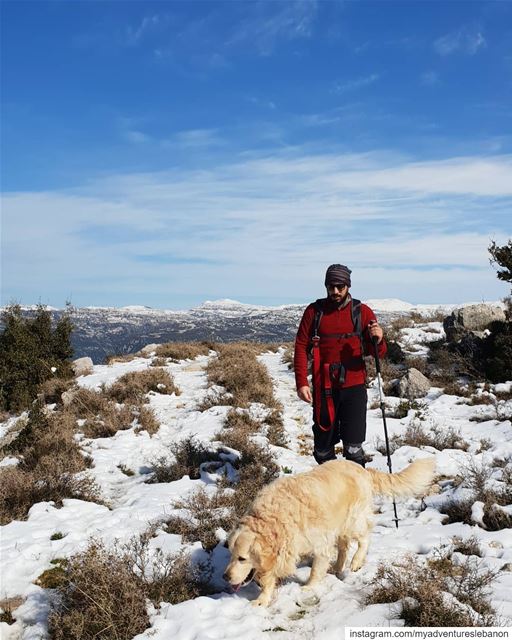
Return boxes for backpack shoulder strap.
[350,298,366,357]
[312,298,325,339]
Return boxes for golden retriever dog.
[224,457,435,606]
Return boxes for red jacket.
[294,297,387,390]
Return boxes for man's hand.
[297,385,312,403]
[368,320,384,344]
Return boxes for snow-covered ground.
[1,323,512,639]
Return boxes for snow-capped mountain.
[1,299,496,364]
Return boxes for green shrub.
[0,304,74,412]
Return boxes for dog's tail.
[367,457,435,498]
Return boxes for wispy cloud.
[125,14,168,46]
[332,74,380,95]
[434,27,486,56]
[163,128,224,149]
[226,0,318,56]
[420,70,440,86]
[3,151,511,306]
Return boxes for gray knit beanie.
[324,264,352,287]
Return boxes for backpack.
[309,297,365,431]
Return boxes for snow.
[1,335,512,638]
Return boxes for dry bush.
[281,343,294,370]
[451,536,483,557]
[404,356,429,376]
[150,356,168,367]
[224,408,261,433]
[66,388,159,437]
[107,368,180,404]
[264,409,289,448]
[147,436,221,483]
[48,536,212,640]
[442,380,474,398]
[0,403,100,524]
[104,353,139,365]
[155,341,212,361]
[409,310,447,324]
[165,487,233,551]
[376,421,468,456]
[37,377,75,405]
[365,357,403,393]
[440,459,512,531]
[206,344,280,409]
[135,405,160,435]
[366,548,499,626]
[0,463,99,525]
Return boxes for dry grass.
[375,421,468,456]
[366,547,499,626]
[440,458,512,531]
[155,341,212,361]
[37,377,76,405]
[165,487,234,551]
[0,597,24,625]
[65,387,160,437]
[281,342,294,370]
[106,368,180,404]
[205,343,281,409]
[104,353,139,365]
[48,534,212,640]
[0,403,100,524]
[147,436,221,483]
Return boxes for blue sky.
[1,0,511,309]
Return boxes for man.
[294,264,386,467]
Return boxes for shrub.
[206,344,279,409]
[482,320,512,383]
[154,342,212,361]
[0,402,100,524]
[148,436,221,483]
[439,458,512,531]
[366,548,499,626]
[48,535,212,640]
[0,304,74,412]
[375,421,468,455]
[165,487,233,551]
[107,368,179,404]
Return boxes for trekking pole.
[371,334,399,528]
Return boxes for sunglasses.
[327,283,348,290]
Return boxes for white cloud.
[227,0,318,55]
[3,151,511,307]
[332,74,380,95]
[434,27,486,56]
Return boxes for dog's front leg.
[334,536,350,578]
[303,554,330,589]
[252,572,276,607]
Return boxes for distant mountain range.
[0,298,480,364]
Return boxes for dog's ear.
[252,536,277,573]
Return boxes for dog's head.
[223,524,275,591]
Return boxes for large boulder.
[72,356,93,377]
[397,367,431,399]
[140,343,160,356]
[444,304,506,342]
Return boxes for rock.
[140,343,160,356]
[444,304,506,342]
[398,367,431,399]
[72,356,94,377]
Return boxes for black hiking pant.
[312,384,367,467]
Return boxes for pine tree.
[0,304,74,412]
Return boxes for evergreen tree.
[489,240,512,288]
[0,304,74,412]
